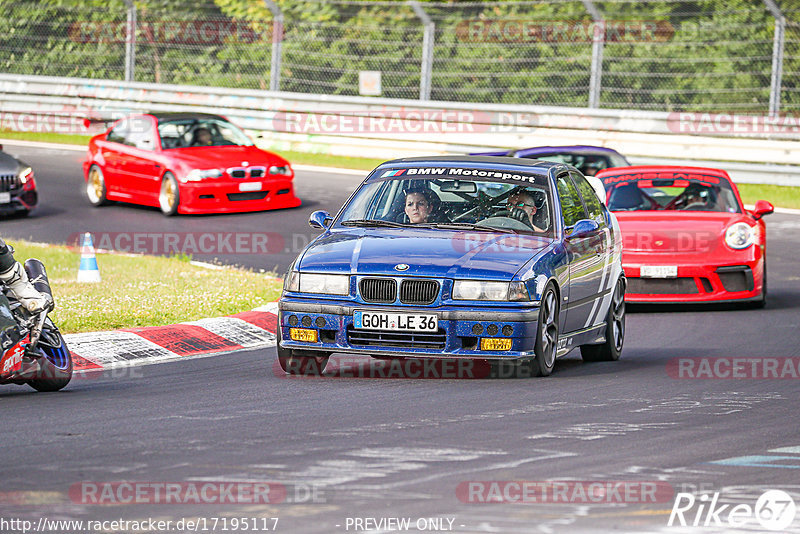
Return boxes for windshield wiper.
[341,219,409,228]
[416,222,517,234]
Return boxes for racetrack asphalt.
[1,142,800,533]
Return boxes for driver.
[191,127,213,146]
[672,184,708,210]
[506,191,545,232]
[0,239,48,312]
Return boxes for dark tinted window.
[556,173,586,227]
[571,172,605,224]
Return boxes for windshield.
[604,176,741,213]
[337,170,554,236]
[157,118,253,149]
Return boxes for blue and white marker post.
[77,232,101,283]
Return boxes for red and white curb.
[64,302,278,373]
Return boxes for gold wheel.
[86,166,106,205]
[158,173,180,215]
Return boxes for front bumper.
[278,299,540,359]
[0,185,37,214]
[177,179,301,214]
[623,250,764,303]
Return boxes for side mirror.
[308,210,333,229]
[752,200,774,219]
[567,219,600,239]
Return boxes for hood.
[298,228,552,280]
[615,211,748,253]
[167,145,286,171]
[0,151,24,174]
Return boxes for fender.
[0,335,29,377]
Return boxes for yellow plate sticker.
[290,328,318,342]
[480,338,512,351]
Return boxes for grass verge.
[8,240,282,334]
[0,129,92,146]
[2,130,799,208]
[737,183,800,210]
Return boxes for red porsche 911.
[83,112,301,215]
[595,165,774,306]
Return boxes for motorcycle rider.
[0,238,48,312]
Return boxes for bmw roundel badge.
[395,264,410,271]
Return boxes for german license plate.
[353,311,437,332]
[641,265,678,278]
[0,192,10,204]
[238,182,262,192]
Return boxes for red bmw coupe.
[595,165,774,306]
[83,113,301,215]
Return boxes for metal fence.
[0,0,797,113]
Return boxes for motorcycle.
[0,259,72,392]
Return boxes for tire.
[581,277,626,362]
[86,164,109,206]
[158,172,180,216]
[276,327,329,376]
[27,323,72,392]
[516,283,559,377]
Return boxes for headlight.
[293,273,350,295]
[452,280,530,301]
[18,167,33,184]
[284,270,300,292]
[183,168,222,182]
[269,165,291,175]
[725,222,755,249]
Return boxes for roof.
[147,112,227,122]
[513,145,624,158]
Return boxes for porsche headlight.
[295,273,350,295]
[18,167,33,184]
[725,222,755,250]
[183,168,222,182]
[453,280,529,302]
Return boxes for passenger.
[404,188,442,224]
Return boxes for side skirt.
[555,323,607,358]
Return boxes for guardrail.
[1,73,799,185]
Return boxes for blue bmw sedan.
[278,156,626,377]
